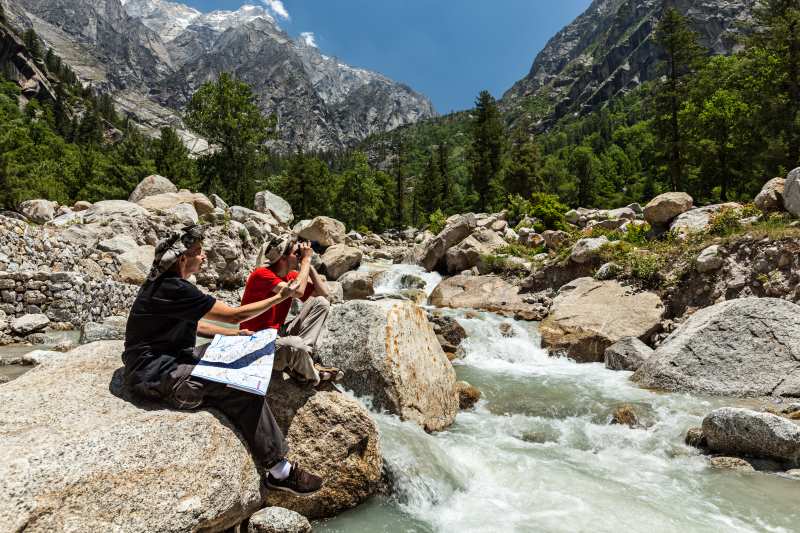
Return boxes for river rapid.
[319,264,798,533]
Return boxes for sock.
[269,459,292,480]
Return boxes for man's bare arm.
[203,284,293,324]
[289,242,313,298]
[197,320,254,338]
[309,265,330,298]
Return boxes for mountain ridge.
[4,0,436,151]
[501,0,756,128]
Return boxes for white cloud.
[299,32,318,48]
[261,0,289,20]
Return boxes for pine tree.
[414,150,444,221]
[53,85,70,138]
[437,142,452,212]
[468,90,505,212]
[505,126,543,198]
[22,29,42,60]
[393,138,408,227]
[570,146,598,207]
[334,152,380,231]
[750,0,800,166]
[154,127,196,189]
[185,72,275,207]
[652,7,706,191]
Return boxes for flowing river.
[319,264,798,533]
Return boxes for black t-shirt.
[122,272,216,397]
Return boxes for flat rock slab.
[429,274,547,320]
[540,278,663,362]
[633,298,800,397]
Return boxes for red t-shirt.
[240,268,314,331]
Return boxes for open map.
[191,329,277,396]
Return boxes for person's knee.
[310,295,330,309]
[277,335,311,354]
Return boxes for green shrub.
[427,209,447,235]
[707,204,762,236]
[621,222,651,245]
[506,192,568,232]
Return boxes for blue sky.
[183,0,591,113]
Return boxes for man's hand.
[279,282,296,299]
[297,241,313,261]
[238,329,254,336]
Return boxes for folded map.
[191,329,277,396]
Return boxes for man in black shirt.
[123,224,323,497]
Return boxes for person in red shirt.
[241,235,335,385]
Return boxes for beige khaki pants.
[273,296,330,382]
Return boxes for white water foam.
[318,265,797,533]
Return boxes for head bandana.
[256,234,292,268]
[147,224,206,281]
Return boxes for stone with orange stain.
[316,300,458,432]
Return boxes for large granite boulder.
[418,214,477,271]
[540,278,663,362]
[98,235,139,255]
[702,408,800,464]
[320,244,363,280]
[231,206,279,231]
[0,341,382,530]
[429,274,547,320]
[633,298,800,397]
[0,341,262,532]
[445,227,506,273]
[339,271,380,300]
[643,192,693,225]
[264,379,382,519]
[316,300,458,432]
[128,175,177,203]
[570,236,609,264]
[294,217,346,247]
[79,316,127,344]
[754,177,785,212]
[784,167,800,217]
[117,245,156,285]
[83,200,149,222]
[18,199,56,224]
[669,203,741,236]
[137,191,214,217]
[248,507,311,533]
[255,190,293,226]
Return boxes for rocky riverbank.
[3,169,800,530]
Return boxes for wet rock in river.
[702,407,800,464]
[709,456,755,472]
[456,381,481,410]
[248,506,311,533]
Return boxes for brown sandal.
[314,364,344,382]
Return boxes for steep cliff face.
[501,0,756,127]
[5,0,435,151]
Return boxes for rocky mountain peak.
[6,0,435,151]
[501,0,756,127]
